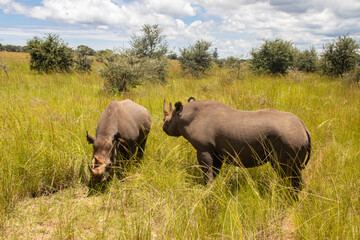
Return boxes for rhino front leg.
[197,150,223,184]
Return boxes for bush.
[343,67,360,83]
[179,40,213,77]
[0,63,8,77]
[101,25,170,94]
[142,55,169,83]
[74,45,93,72]
[167,52,178,60]
[26,34,74,73]
[320,35,360,77]
[250,38,295,75]
[130,24,169,82]
[225,56,245,79]
[100,50,143,94]
[130,24,168,59]
[294,46,318,72]
[100,50,169,94]
[96,49,113,63]
[76,45,96,56]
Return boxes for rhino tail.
[302,126,311,169]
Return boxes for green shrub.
[100,51,143,93]
[130,24,169,82]
[250,38,295,75]
[179,40,213,77]
[294,46,318,72]
[0,63,8,77]
[130,24,168,59]
[76,45,96,56]
[96,49,113,63]
[26,34,74,73]
[141,55,169,83]
[100,50,169,94]
[74,45,93,72]
[343,67,360,83]
[320,35,360,77]
[225,56,245,79]
[100,25,169,93]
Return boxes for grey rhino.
[87,99,151,186]
[163,98,311,191]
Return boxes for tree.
[250,38,295,75]
[26,34,73,73]
[294,46,318,72]
[76,45,96,56]
[179,40,213,77]
[320,35,359,77]
[213,48,219,60]
[74,45,93,72]
[130,24,168,58]
[129,24,169,82]
[100,25,170,93]
[1,44,24,52]
[167,51,178,60]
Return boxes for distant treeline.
[0,44,26,52]
[0,43,98,55]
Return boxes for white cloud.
[27,0,140,26]
[0,0,359,57]
[0,0,26,14]
[144,0,195,17]
[1,0,196,28]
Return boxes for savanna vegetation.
[0,47,359,239]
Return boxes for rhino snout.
[89,164,109,183]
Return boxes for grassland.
[0,52,359,239]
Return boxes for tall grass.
[0,52,359,239]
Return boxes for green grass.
[0,53,359,239]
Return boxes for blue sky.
[1,0,359,58]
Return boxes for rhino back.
[181,101,308,156]
[96,100,151,141]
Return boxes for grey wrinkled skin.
[163,99,311,191]
[87,99,151,188]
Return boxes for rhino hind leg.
[274,163,305,192]
[136,136,148,159]
[290,168,304,191]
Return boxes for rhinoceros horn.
[88,164,96,174]
[88,164,106,177]
[163,100,173,115]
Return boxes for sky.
[0,0,359,58]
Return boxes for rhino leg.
[270,160,304,191]
[289,167,304,191]
[136,136,148,159]
[197,150,223,184]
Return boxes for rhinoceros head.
[163,100,184,137]
[86,131,120,185]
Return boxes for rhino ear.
[188,97,196,102]
[113,132,122,142]
[174,101,183,113]
[113,133,126,145]
[86,130,95,144]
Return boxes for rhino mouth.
[89,164,110,184]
